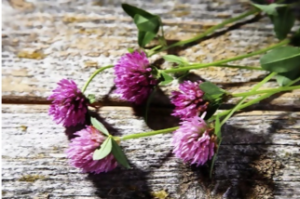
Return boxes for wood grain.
[2,105,300,198]
[2,0,299,107]
[2,1,300,198]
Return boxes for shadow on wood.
[64,110,123,140]
[132,87,179,130]
[87,151,174,199]
[146,13,263,59]
[175,112,294,198]
[87,167,152,199]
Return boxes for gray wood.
[2,105,300,198]
[2,0,300,107]
[2,0,300,199]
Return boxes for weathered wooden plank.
[2,0,299,106]
[2,105,300,198]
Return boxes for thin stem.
[209,76,300,122]
[117,76,299,142]
[120,127,178,141]
[150,45,162,52]
[209,71,276,178]
[147,45,163,57]
[231,85,300,98]
[160,20,167,46]
[81,65,114,93]
[213,64,264,71]
[220,72,276,126]
[163,38,290,73]
[287,77,300,86]
[152,9,258,55]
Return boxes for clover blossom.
[114,51,158,104]
[171,80,208,120]
[172,116,216,166]
[48,79,88,127]
[66,126,118,174]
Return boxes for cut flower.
[48,79,88,127]
[66,126,118,174]
[172,116,217,166]
[114,51,158,104]
[171,80,208,120]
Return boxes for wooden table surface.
[2,0,300,198]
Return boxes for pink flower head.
[66,126,118,174]
[266,0,274,4]
[171,81,208,120]
[48,79,88,127]
[172,116,216,166]
[114,51,158,104]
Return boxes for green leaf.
[122,4,161,47]
[111,139,131,169]
[199,82,226,99]
[91,117,110,136]
[209,154,217,178]
[209,138,222,178]
[276,70,300,86]
[159,71,173,86]
[214,115,221,139]
[200,82,225,120]
[145,87,156,122]
[163,55,189,65]
[291,27,300,47]
[87,94,96,104]
[270,7,295,40]
[127,48,135,53]
[204,102,220,121]
[93,137,112,160]
[276,74,292,86]
[122,3,154,19]
[260,46,300,73]
[177,71,190,82]
[138,31,156,47]
[251,3,286,16]
[159,79,173,86]
[134,14,160,33]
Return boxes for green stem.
[116,76,299,142]
[160,20,167,46]
[119,127,178,141]
[81,65,114,93]
[213,64,264,71]
[209,71,277,178]
[151,9,258,56]
[162,38,290,73]
[209,76,300,122]
[231,85,300,98]
[150,45,162,52]
[220,72,276,126]
[147,45,163,56]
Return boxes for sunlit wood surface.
[2,0,300,198]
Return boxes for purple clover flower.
[171,80,208,120]
[172,116,216,166]
[114,51,158,104]
[66,126,118,174]
[48,79,88,127]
